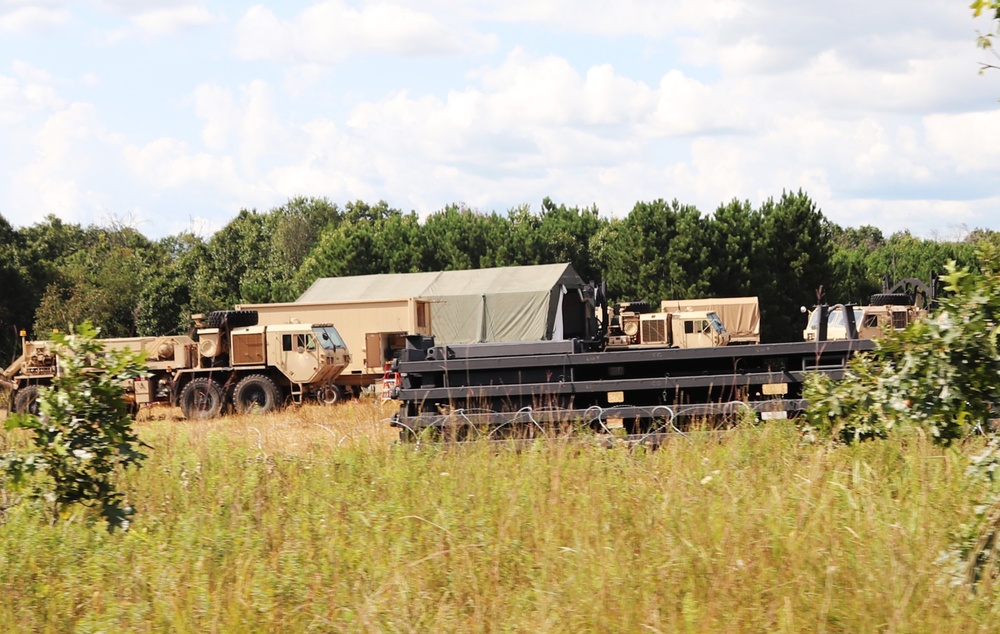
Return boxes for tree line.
[0,190,993,362]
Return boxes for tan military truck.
[801,278,935,342]
[605,301,731,349]
[236,297,431,400]
[2,333,196,416]
[2,310,350,419]
[802,302,926,341]
[660,296,760,344]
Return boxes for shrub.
[804,257,1000,444]
[1,321,148,531]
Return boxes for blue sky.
[0,0,998,240]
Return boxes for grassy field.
[0,401,997,632]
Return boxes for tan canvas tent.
[298,263,590,344]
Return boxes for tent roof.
[298,263,584,302]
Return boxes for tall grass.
[0,403,996,632]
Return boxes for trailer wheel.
[179,378,225,419]
[13,385,40,415]
[869,293,911,306]
[206,310,259,329]
[233,374,281,414]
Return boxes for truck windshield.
[706,313,726,333]
[827,307,864,328]
[313,325,347,350]
[808,307,864,329]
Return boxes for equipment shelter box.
[297,263,591,345]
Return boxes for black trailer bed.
[391,338,875,436]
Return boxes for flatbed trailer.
[390,337,876,438]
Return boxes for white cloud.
[233,1,497,64]
[441,0,730,37]
[2,0,997,239]
[0,63,63,125]
[923,111,1000,172]
[123,137,242,190]
[4,102,118,226]
[0,5,69,33]
[11,59,51,82]
[129,5,220,36]
[191,83,236,151]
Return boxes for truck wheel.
[315,383,344,405]
[869,293,911,306]
[179,378,224,419]
[233,374,281,414]
[13,385,40,415]
[206,310,258,329]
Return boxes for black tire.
[870,293,911,306]
[179,377,225,419]
[619,301,651,314]
[233,374,281,414]
[206,310,258,329]
[315,383,344,406]
[13,385,40,416]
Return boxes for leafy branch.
[972,0,1000,73]
[1,321,149,531]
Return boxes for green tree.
[419,205,504,272]
[267,197,344,301]
[2,322,148,531]
[32,225,156,338]
[0,213,32,363]
[754,191,835,342]
[12,216,88,341]
[494,199,605,280]
[292,200,424,291]
[134,233,208,336]
[595,199,709,304]
[863,231,976,287]
[826,225,885,304]
[190,209,276,310]
[703,200,759,297]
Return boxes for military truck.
[801,302,926,341]
[801,277,936,342]
[660,296,760,344]
[2,333,196,416]
[605,301,731,348]
[236,297,432,401]
[2,310,350,419]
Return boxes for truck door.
[677,318,715,348]
[278,331,319,381]
[365,333,382,371]
[365,332,408,371]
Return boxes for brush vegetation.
[0,402,996,632]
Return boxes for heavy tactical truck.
[604,301,731,349]
[801,277,936,342]
[1,310,350,419]
[389,285,877,441]
[235,297,432,401]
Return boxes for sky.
[0,0,998,240]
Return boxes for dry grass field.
[1,400,998,632]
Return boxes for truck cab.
[607,302,730,349]
[176,317,351,418]
[802,304,925,341]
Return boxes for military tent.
[297,263,591,344]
